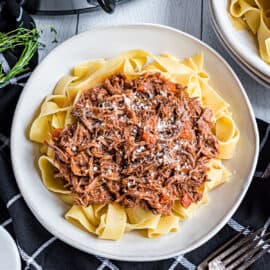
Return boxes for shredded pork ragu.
[46,73,219,215]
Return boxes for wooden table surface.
[33,0,270,123]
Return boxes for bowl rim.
[209,2,270,88]
[10,23,259,261]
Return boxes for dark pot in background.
[22,0,129,15]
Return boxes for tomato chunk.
[179,129,193,140]
[142,131,156,145]
[181,194,193,208]
[51,128,62,138]
[167,81,176,93]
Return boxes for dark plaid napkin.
[0,1,269,269]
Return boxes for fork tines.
[216,231,270,270]
[198,226,270,270]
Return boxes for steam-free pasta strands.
[228,0,270,64]
[30,50,239,240]
[38,156,71,194]
[147,215,179,238]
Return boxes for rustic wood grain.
[33,15,77,60]
[78,0,202,38]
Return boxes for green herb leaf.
[0,27,40,86]
[50,26,58,44]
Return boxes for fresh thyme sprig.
[0,26,59,87]
[0,27,40,53]
[0,40,39,84]
[0,27,42,86]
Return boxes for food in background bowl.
[228,0,270,64]
[29,50,239,240]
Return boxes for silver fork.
[197,217,270,270]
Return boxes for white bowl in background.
[0,227,21,270]
[209,0,270,87]
[11,24,259,261]
[209,4,270,88]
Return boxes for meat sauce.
[46,73,219,215]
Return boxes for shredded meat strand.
[46,73,219,215]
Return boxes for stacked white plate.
[0,227,21,270]
[209,0,270,88]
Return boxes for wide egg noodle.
[258,9,270,64]
[229,0,259,18]
[218,128,240,160]
[65,205,97,234]
[38,156,71,194]
[95,204,127,240]
[172,192,209,221]
[215,112,240,159]
[69,49,150,93]
[73,60,106,79]
[228,0,270,64]
[51,111,66,129]
[29,99,71,143]
[53,75,78,96]
[29,115,52,143]
[199,79,230,116]
[182,53,210,82]
[147,215,179,238]
[29,50,239,240]
[206,159,231,191]
[125,206,161,231]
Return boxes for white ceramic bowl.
[0,227,21,270]
[209,0,270,87]
[11,24,259,261]
[209,5,270,88]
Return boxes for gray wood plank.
[33,15,78,61]
[78,0,202,39]
[202,1,270,123]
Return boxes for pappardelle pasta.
[29,50,239,240]
[228,0,270,64]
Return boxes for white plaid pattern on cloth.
[23,237,57,270]
[0,217,12,227]
[6,193,22,208]
[17,244,42,270]
[0,71,32,89]
[96,256,119,270]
